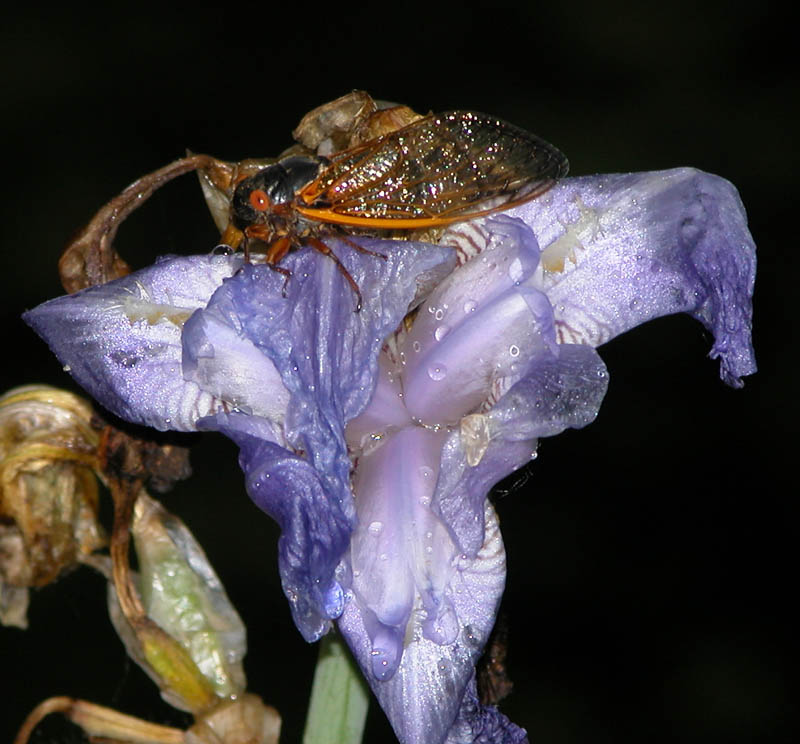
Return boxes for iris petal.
[508,168,756,386]
[23,255,243,430]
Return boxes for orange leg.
[307,236,363,312]
[336,233,388,261]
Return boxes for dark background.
[1,3,794,743]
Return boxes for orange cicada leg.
[306,236,363,312]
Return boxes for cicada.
[59,94,568,307]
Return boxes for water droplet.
[427,305,436,314]
[419,466,434,479]
[508,257,524,283]
[427,363,447,381]
[434,325,449,341]
[379,553,388,561]
[368,520,384,535]
[463,299,477,314]
[62,364,71,372]
[509,344,520,357]
[425,546,433,554]
[434,308,445,320]
[412,340,421,353]
[399,351,406,366]
[425,531,433,539]
[419,495,431,506]
[212,243,233,255]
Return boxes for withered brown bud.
[0,386,107,627]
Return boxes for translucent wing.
[296,111,568,228]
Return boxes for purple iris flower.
[24,167,755,744]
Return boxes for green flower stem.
[303,632,370,744]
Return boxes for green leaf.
[303,632,369,744]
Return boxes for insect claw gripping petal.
[307,237,364,312]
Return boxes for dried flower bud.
[0,386,106,627]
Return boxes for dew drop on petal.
[419,465,434,479]
[508,257,524,283]
[434,325,450,341]
[509,344,520,357]
[434,308,445,321]
[412,340,421,353]
[463,299,477,314]
[368,520,384,535]
[427,363,447,381]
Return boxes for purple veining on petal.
[23,254,243,430]
[507,168,756,386]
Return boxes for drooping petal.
[23,255,244,430]
[347,425,452,682]
[212,412,350,642]
[504,168,756,386]
[339,499,507,744]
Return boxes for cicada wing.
[296,111,568,228]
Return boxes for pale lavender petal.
[506,168,756,386]
[402,215,556,425]
[182,294,290,428]
[339,500,506,744]
[23,255,242,430]
[348,426,452,681]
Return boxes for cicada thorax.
[230,153,377,309]
[231,155,329,257]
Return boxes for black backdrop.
[1,3,794,743]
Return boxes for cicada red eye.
[249,189,271,212]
